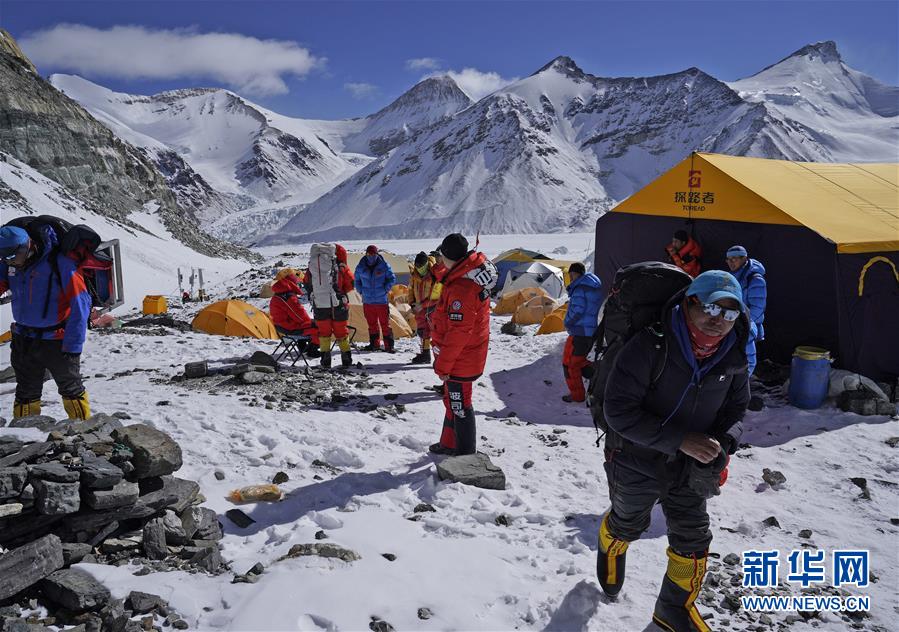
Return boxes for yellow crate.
[142,295,168,315]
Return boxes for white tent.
[500,262,565,299]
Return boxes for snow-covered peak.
[533,55,588,80]
[377,75,471,113]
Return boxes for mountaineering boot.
[652,548,711,632]
[597,512,629,597]
[562,394,575,403]
[384,335,396,354]
[365,334,380,351]
[454,408,477,455]
[305,345,321,359]
[411,349,431,364]
[428,442,455,455]
[320,352,332,369]
[13,399,41,419]
[62,391,91,421]
[429,417,456,454]
[341,350,353,368]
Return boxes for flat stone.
[0,534,65,600]
[63,494,167,533]
[163,509,189,545]
[142,517,167,560]
[127,591,166,615]
[240,371,265,384]
[0,436,25,458]
[0,502,24,517]
[1,466,28,499]
[8,415,62,432]
[762,468,786,487]
[99,597,129,632]
[42,568,111,612]
[33,479,81,515]
[80,457,123,489]
[282,543,361,562]
[0,441,54,467]
[88,521,120,548]
[82,480,140,510]
[436,453,506,490]
[138,476,199,513]
[100,538,140,554]
[225,508,255,529]
[28,462,80,483]
[0,514,63,547]
[111,425,182,479]
[189,546,223,572]
[66,414,123,437]
[181,506,222,541]
[61,543,93,566]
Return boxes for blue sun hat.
[0,226,29,260]
[686,270,745,311]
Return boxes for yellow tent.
[191,300,279,339]
[537,303,568,335]
[0,330,10,344]
[493,287,548,315]
[394,302,418,332]
[389,284,409,305]
[259,281,275,299]
[512,295,560,325]
[345,290,414,339]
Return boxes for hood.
[568,272,601,292]
[745,258,766,277]
[335,244,347,265]
[272,276,302,294]
[445,251,498,291]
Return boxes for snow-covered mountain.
[266,42,899,244]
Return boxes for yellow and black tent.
[595,152,898,380]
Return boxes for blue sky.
[3,1,897,119]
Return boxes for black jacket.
[603,296,750,478]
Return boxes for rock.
[240,371,265,385]
[799,529,813,539]
[413,503,436,513]
[369,620,394,632]
[417,608,432,620]
[272,471,289,485]
[181,507,222,541]
[82,480,140,510]
[249,351,278,369]
[436,453,506,490]
[225,508,255,529]
[80,457,123,489]
[41,568,110,612]
[500,321,525,336]
[100,539,140,554]
[762,468,786,487]
[314,530,328,540]
[127,591,167,615]
[28,463,80,483]
[1,466,28,499]
[214,470,225,481]
[747,395,764,411]
[61,543,93,566]
[67,414,124,437]
[721,594,741,612]
[172,620,189,630]
[99,597,129,632]
[0,534,65,600]
[762,516,780,528]
[163,510,189,544]
[0,441,54,467]
[850,477,868,490]
[381,553,397,561]
[0,437,25,458]
[87,520,120,548]
[138,476,199,514]
[111,425,182,479]
[495,514,511,527]
[523,460,534,469]
[0,502,24,517]
[142,518,167,560]
[883,436,899,448]
[189,546,223,572]
[33,479,81,515]
[8,415,62,432]
[282,543,361,563]
[723,553,740,566]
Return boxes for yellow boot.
[597,512,630,597]
[652,547,711,632]
[13,399,42,418]
[62,391,91,420]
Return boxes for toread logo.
[451,300,462,310]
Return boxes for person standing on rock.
[303,243,355,368]
[666,229,702,278]
[0,224,92,419]
[561,262,603,403]
[407,251,439,365]
[355,245,397,353]
[725,245,767,376]
[269,268,320,358]
[428,234,497,456]
[598,270,749,631]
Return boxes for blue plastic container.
[788,346,831,409]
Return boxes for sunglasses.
[702,302,741,322]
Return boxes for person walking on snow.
[303,243,355,368]
[407,251,439,365]
[269,268,320,358]
[666,229,702,278]
[355,245,397,353]
[562,262,603,403]
[725,245,766,376]
[428,233,497,456]
[0,224,92,420]
[598,270,749,632]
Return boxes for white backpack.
[308,243,339,308]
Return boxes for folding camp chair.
[273,327,313,372]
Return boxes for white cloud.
[406,57,441,71]
[440,68,519,101]
[344,82,377,99]
[20,24,324,96]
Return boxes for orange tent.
[191,300,278,339]
[537,303,568,335]
[389,284,409,305]
[346,291,414,339]
[493,287,548,315]
[512,295,560,325]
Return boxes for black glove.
[686,452,728,499]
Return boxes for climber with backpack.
[586,265,749,632]
[302,243,355,368]
[407,251,439,365]
[0,217,98,420]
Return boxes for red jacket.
[269,276,316,338]
[666,237,702,278]
[431,252,497,380]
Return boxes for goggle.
[702,302,741,322]
[1,245,27,262]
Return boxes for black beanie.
[437,233,469,261]
[674,229,689,242]
[414,251,428,267]
[569,262,586,276]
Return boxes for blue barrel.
[788,346,831,409]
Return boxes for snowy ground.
[1,236,897,631]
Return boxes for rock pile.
[0,413,226,628]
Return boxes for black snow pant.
[604,449,711,554]
[11,333,85,403]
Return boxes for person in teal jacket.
[562,262,604,402]
[726,245,767,375]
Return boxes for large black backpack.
[3,215,114,313]
[586,261,693,443]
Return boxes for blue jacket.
[354,255,397,305]
[564,273,604,337]
[0,225,92,353]
[732,258,766,341]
